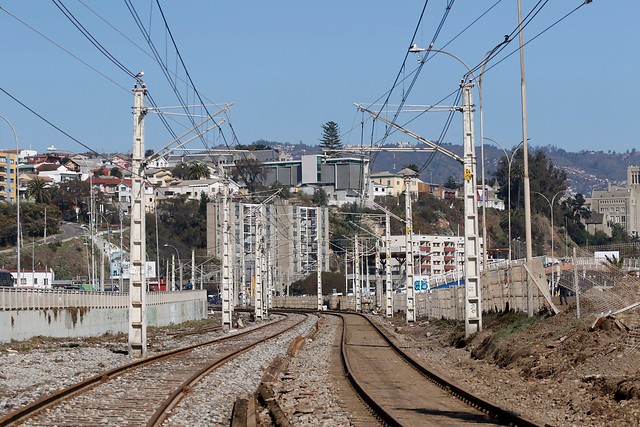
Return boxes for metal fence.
[555,249,640,320]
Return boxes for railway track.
[0,313,307,426]
[334,312,542,427]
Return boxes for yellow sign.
[464,168,472,181]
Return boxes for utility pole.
[128,80,148,358]
[90,187,95,290]
[262,225,269,318]
[404,175,416,323]
[461,80,482,337]
[241,221,246,306]
[354,234,361,312]
[221,182,233,331]
[518,0,534,317]
[267,251,273,310]
[191,249,195,289]
[344,250,349,295]
[375,237,382,310]
[254,206,264,320]
[385,213,393,318]
[119,205,124,292]
[317,207,323,311]
[171,255,176,291]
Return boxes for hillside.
[265,141,640,196]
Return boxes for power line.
[0,5,131,94]
[51,0,136,79]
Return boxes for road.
[0,222,87,255]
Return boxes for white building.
[9,269,55,289]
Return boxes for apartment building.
[0,151,19,202]
[206,198,329,296]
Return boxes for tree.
[312,188,329,206]
[184,162,210,180]
[171,162,188,180]
[403,164,420,173]
[494,148,566,212]
[50,179,89,221]
[444,175,459,189]
[231,158,266,193]
[270,181,291,199]
[110,167,122,178]
[26,178,51,204]
[319,121,342,157]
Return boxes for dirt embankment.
[392,307,640,426]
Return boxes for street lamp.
[89,211,112,291]
[532,190,565,289]
[407,44,483,336]
[53,149,96,288]
[0,115,20,287]
[478,37,510,271]
[484,137,524,266]
[164,243,182,290]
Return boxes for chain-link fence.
[554,246,640,353]
[554,246,640,319]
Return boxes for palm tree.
[26,178,51,204]
[185,162,210,180]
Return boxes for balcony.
[421,255,431,261]
[443,246,455,253]
[444,265,455,271]
[444,255,455,262]
[419,245,431,252]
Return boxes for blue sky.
[0,1,637,158]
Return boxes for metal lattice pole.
[128,82,147,357]
[355,234,361,312]
[385,213,393,317]
[221,183,233,331]
[254,206,264,320]
[404,176,416,323]
[461,80,482,337]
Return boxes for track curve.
[334,312,541,427]
[0,313,305,426]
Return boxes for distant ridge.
[221,141,640,196]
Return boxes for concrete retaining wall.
[0,294,207,343]
[272,259,551,321]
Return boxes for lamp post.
[0,115,20,287]
[164,243,182,290]
[484,137,523,266]
[407,45,483,336]
[53,149,96,288]
[89,211,112,291]
[478,37,510,271]
[532,190,565,288]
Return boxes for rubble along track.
[0,313,306,427]
[333,312,541,427]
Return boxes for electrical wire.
[0,86,99,156]
[51,0,136,79]
[0,5,131,94]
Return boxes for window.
[34,278,38,284]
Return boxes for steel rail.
[337,312,542,427]
[0,314,291,426]
[337,313,403,427]
[147,313,309,426]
